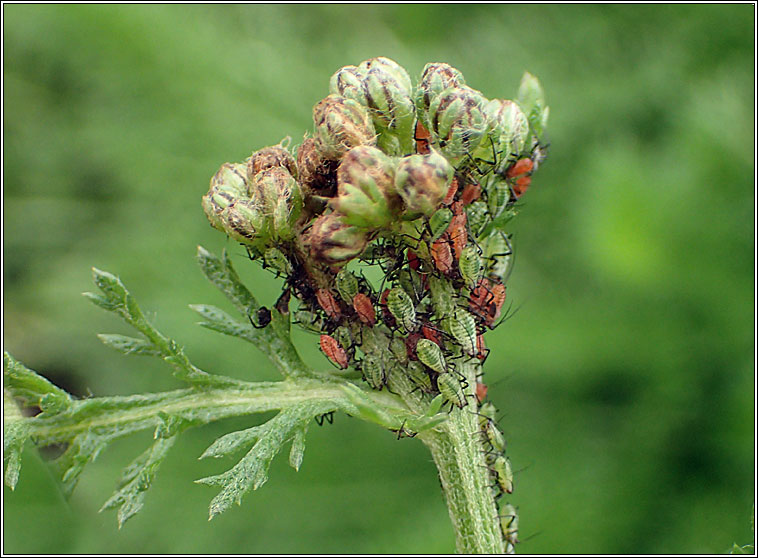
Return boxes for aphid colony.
[202,58,547,551]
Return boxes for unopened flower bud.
[484,99,529,168]
[517,71,549,139]
[202,163,248,231]
[331,146,400,229]
[329,65,366,105]
[307,213,370,266]
[219,199,267,247]
[313,95,376,160]
[395,151,454,217]
[415,62,466,118]
[427,85,489,162]
[296,137,339,197]
[252,167,303,241]
[246,143,297,182]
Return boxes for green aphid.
[458,244,482,289]
[293,309,325,334]
[499,503,519,547]
[389,335,408,364]
[334,326,353,354]
[484,420,506,455]
[444,308,478,356]
[428,275,456,319]
[362,354,387,390]
[429,207,453,242]
[485,174,510,220]
[405,360,434,393]
[492,455,514,495]
[263,247,292,276]
[398,269,424,302]
[415,338,446,374]
[335,267,359,304]
[437,371,467,409]
[466,200,489,239]
[386,286,417,333]
[481,230,513,282]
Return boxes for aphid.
[415,338,446,374]
[429,207,454,242]
[492,455,514,494]
[319,334,348,369]
[430,234,454,274]
[499,504,519,547]
[461,181,482,205]
[465,200,490,239]
[476,332,488,361]
[293,308,325,333]
[335,267,359,304]
[352,292,376,326]
[263,247,292,277]
[361,353,387,390]
[379,288,397,328]
[421,322,444,346]
[512,175,531,198]
[386,286,417,333]
[458,244,482,288]
[248,306,272,329]
[407,249,421,271]
[447,213,468,260]
[506,157,533,179]
[484,420,506,454]
[437,371,467,409]
[475,381,488,403]
[405,360,434,393]
[414,120,432,155]
[316,288,342,320]
[470,278,506,328]
[485,175,510,220]
[404,332,423,361]
[442,176,459,206]
[445,308,478,356]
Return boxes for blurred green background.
[3,4,754,554]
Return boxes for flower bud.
[251,167,303,241]
[219,199,267,247]
[202,163,248,231]
[358,57,416,155]
[313,95,376,160]
[484,99,529,168]
[517,71,549,139]
[246,143,297,182]
[329,65,367,105]
[395,151,454,217]
[307,213,370,266]
[296,137,339,197]
[331,146,400,229]
[415,63,466,118]
[427,85,489,162]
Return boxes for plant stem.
[421,410,505,554]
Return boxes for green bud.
[202,163,248,231]
[246,143,297,182]
[313,94,376,160]
[252,167,303,241]
[307,213,370,266]
[395,151,453,217]
[331,146,400,229]
[484,99,529,166]
[416,63,466,120]
[517,71,549,139]
[358,57,415,155]
[329,65,366,105]
[219,199,267,247]
[427,85,489,162]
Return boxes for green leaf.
[199,424,267,459]
[3,388,30,489]
[97,334,162,356]
[3,352,72,409]
[195,403,333,519]
[288,424,307,472]
[196,246,258,316]
[189,304,254,340]
[100,434,178,528]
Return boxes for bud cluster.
[202,58,548,550]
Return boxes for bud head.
[246,144,297,181]
[307,213,370,266]
[427,85,489,162]
[395,151,454,217]
[313,94,376,160]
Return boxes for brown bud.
[306,213,370,266]
[246,144,297,182]
[296,137,339,197]
[313,94,376,160]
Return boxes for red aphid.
[450,199,464,216]
[421,322,443,345]
[461,182,482,205]
[316,288,341,320]
[319,334,348,369]
[475,382,488,403]
[512,176,531,198]
[470,278,504,326]
[415,120,431,155]
[431,234,454,274]
[352,292,376,327]
[447,213,468,260]
[490,281,506,320]
[405,332,423,361]
[506,157,533,179]
[442,177,459,206]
